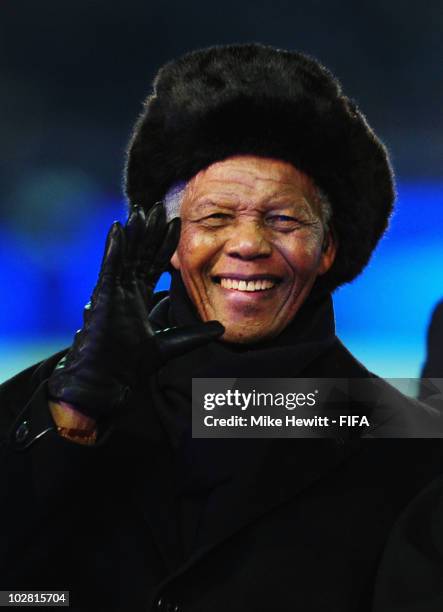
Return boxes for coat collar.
[152,435,356,582]
[124,367,359,576]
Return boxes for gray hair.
[164,181,187,221]
[316,188,332,233]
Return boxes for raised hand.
[47,204,224,421]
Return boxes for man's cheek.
[170,249,181,270]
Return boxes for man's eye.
[265,215,302,230]
[200,213,232,226]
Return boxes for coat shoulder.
[305,337,373,378]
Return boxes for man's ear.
[318,230,338,276]
[170,250,181,270]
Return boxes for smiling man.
[1,43,443,612]
[171,156,336,344]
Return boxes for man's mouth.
[212,275,281,292]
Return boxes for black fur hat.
[125,43,395,290]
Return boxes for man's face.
[171,155,336,344]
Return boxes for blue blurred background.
[1,1,442,384]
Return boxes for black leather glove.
[47,204,224,420]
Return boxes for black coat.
[1,317,443,611]
[419,300,443,403]
[422,300,443,379]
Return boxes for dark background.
[0,0,442,382]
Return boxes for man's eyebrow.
[265,196,310,207]
[189,194,316,214]
[191,197,240,211]
[263,197,317,214]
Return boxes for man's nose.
[225,220,272,260]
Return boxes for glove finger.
[122,206,147,286]
[145,218,181,290]
[140,202,168,269]
[154,321,225,362]
[155,217,181,268]
[89,222,124,309]
[92,222,124,304]
[124,206,146,264]
[100,221,124,277]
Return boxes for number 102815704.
[0,591,69,607]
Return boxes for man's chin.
[218,324,277,345]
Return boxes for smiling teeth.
[220,278,276,291]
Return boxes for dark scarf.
[148,271,337,447]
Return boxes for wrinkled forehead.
[164,155,324,221]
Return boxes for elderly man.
[1,44,442,612]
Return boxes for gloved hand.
[47,204,224,421]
